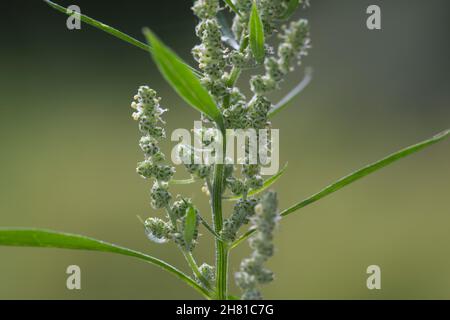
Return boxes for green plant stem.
[211,125,228,300]
[212,162,228,299]
[211,33,250,299]
[226,37,248,87]
[199,215,226,242]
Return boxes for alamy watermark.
[171,121,279,175]
[66,265,81,290]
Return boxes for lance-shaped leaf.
[224,163,288,200]
[183,206,197,250]
[280,0,301,20]
[143,28,223,129]
[44,0,201,77]
[223,0,242,17]
[249,1,265,64]
[281,129,450,217]
[0,228,210,298]
[231,129,450,249]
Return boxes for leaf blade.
[280,0,301,20]
[44,0,201,77]
[230,129,450,248]
[0,228,210,298]
[45,0,148,51]
[184,206,197,250]
[223,0,242,17]
[143,28,223,128]
[281,129,450,217]
[249,2,265,64]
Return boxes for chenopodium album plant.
[0,0,448,300]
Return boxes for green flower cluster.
[132,87,202,250]
[250,19,310,95]
[192,0,228,100]
[221,198,258,242]
[132,86,175,210]
[235,191,279,300]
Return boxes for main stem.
[212,132,228,300]
[212,36,247,299]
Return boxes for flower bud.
[144,217,171,244]
[136,160,155,179]
[150,182,172,209]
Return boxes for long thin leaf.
[282,129,450,216]
[224,163,288,200]
[280,0,301,20]
[184,206,197,250]
[0,228,210,298]
[223,0,242,17]
[231,129,450,249]
[44,0,201,77]
[268,67,312,118]
[143,28,224,129]
[249,1,265,64]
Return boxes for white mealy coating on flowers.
[259,0,285,34]
[131,86,175,210]
[131,86,178,244]
[150,181,172,209]
[192,0,227,100]
[235,191,279,300]
[231,0,252,41]
[177,144,213,179]
[221,198,258,242]
[250,19,311,95]
[197,263,215,286]
[144,217,171,243]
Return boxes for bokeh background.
[1,0,449,299]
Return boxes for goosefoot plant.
[0,0,448,300]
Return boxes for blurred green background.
[1,0,449,299]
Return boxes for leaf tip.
[435,129,450,140]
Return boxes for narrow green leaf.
[184,206,197,250]
[143,28,223,129]
[0,228,210,298]
[223,0,242,17]
[230,129,450,248]
[281,129,450,217]
[44,0,148,50]
[280,0,301,20]
[44,0,201,77]
[249,1,265,64]
[268,68,313,118]
[225,163,288,201]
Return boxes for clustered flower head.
[192,0,228,100]
[132,86,175,210]
[198,263,215,284]
[131,0,311,300]
[250,19,311,96]
[131,87,203,251]
[221,198,258,242]
[235,191,279,300]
